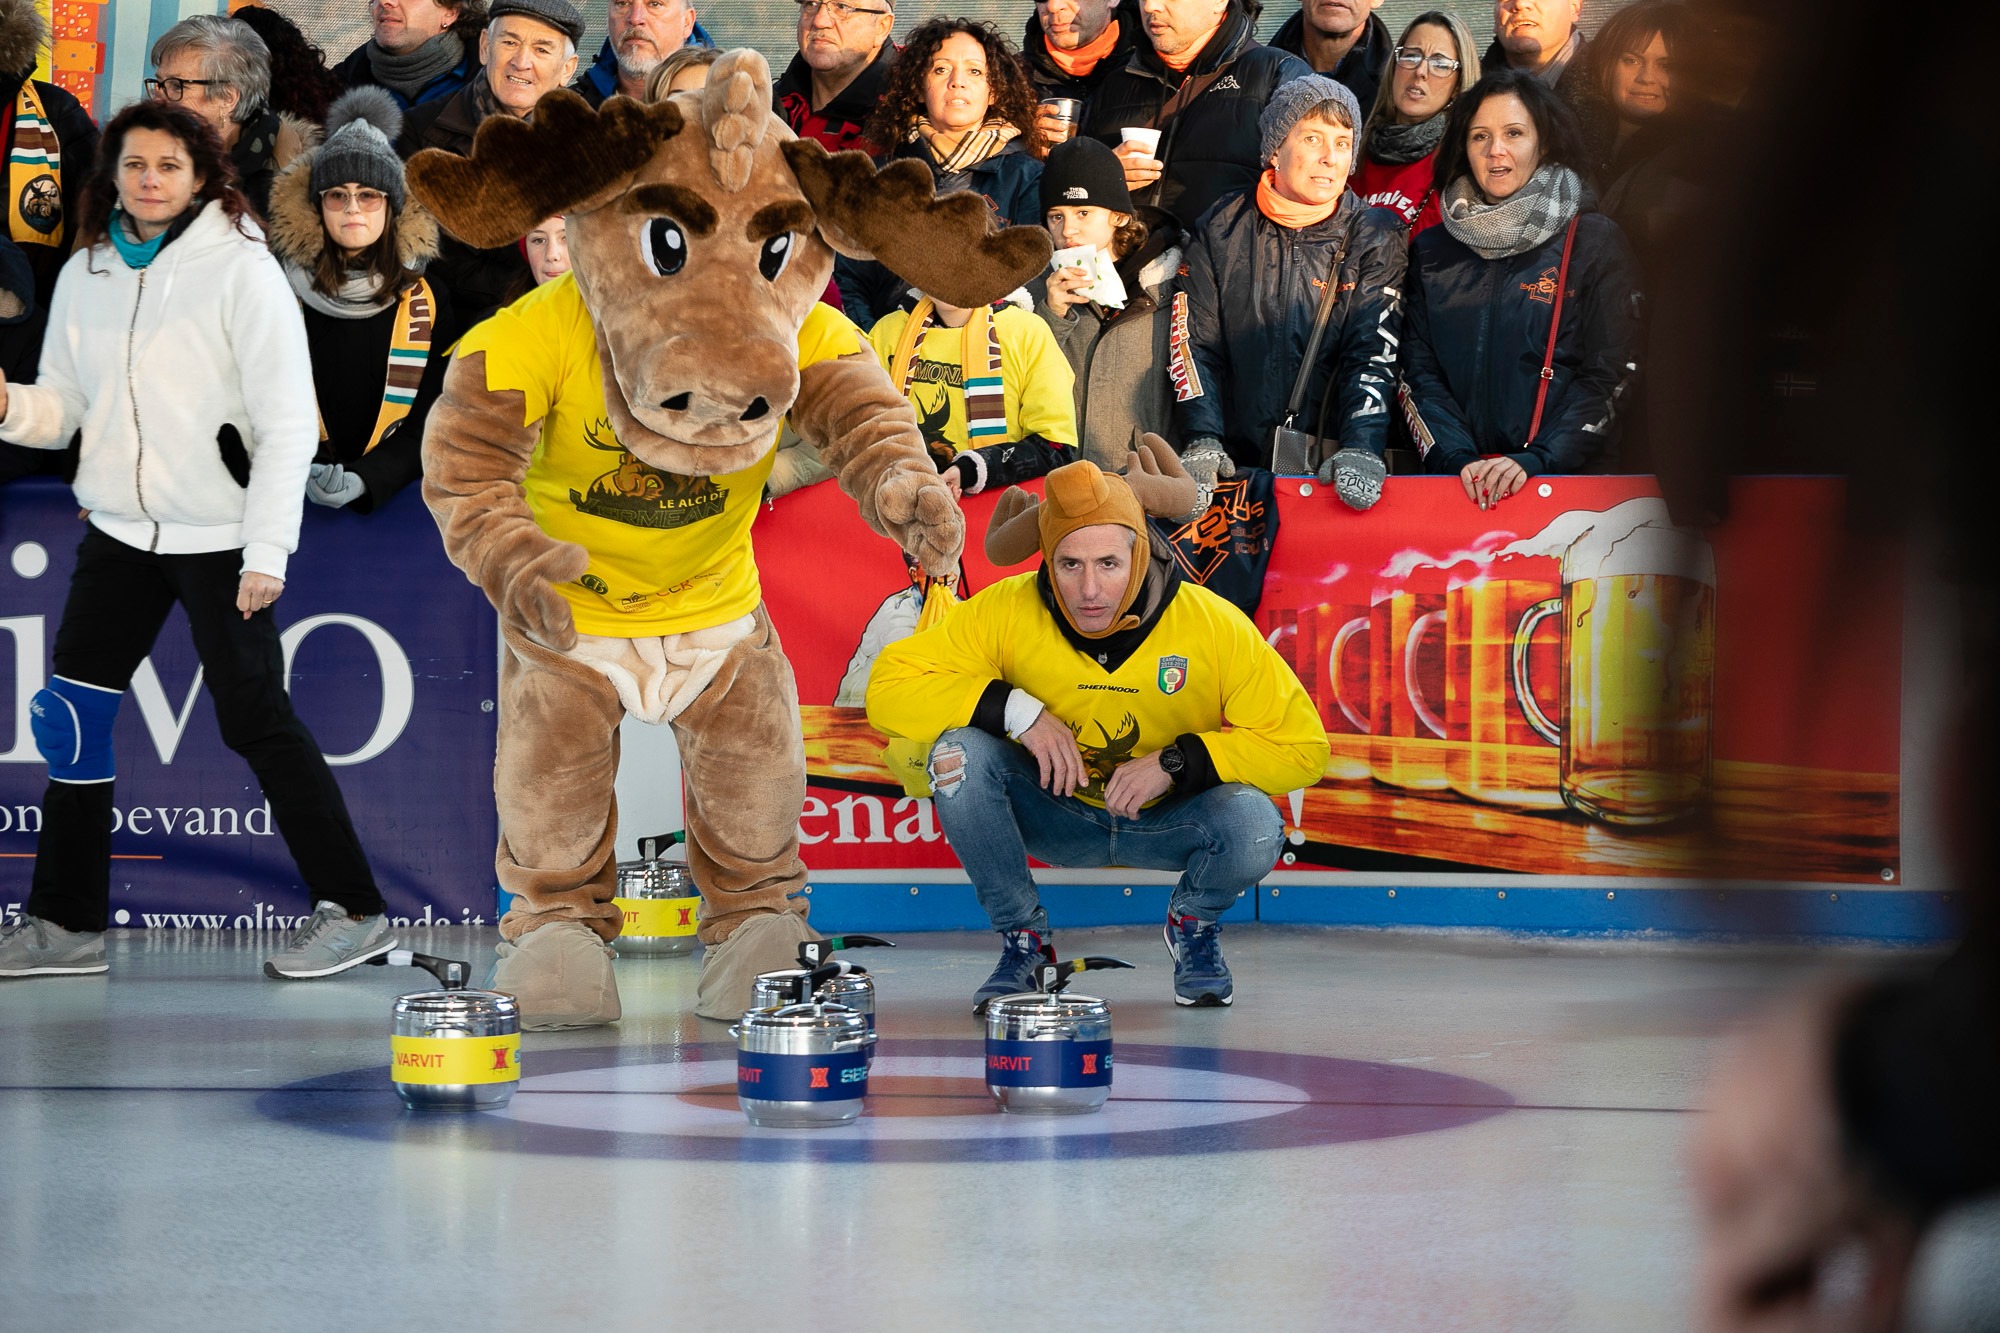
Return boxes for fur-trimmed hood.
[0,0,48,79]
[266,144,441,276]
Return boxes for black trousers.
[27,528,384,933]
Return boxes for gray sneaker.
[262,901,395,979]
[0,916,109,977]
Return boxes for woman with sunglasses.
[0,101,392,982]
[1350,10,1480,237]
[266,88,460,516]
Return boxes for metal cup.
[1039,97,1082,143]
[983,991,1115,1114]
[612,857,700,956]
[734,1003,871,1128]
[391,988,521,1111]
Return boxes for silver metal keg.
[611,856,700,956]
[982,955,1134,1115]
[390,984,521,1111]
[732,1002,871,1128]
[750,966,876,1051]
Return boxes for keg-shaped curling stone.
[983,956,1135,1115]
[749,934,896,1054]
[734,1002,871,1127]
[612,831,700,956]
[373,949,521,1111]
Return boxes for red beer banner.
[754,476,1899,883]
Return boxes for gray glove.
[1318,448,1386,512]
[306,462,366,509]
[1177,438,1234,519]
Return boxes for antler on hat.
[983,435,1197,567]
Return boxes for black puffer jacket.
[1080,8,1311,235]
[1175,190,1406,468]
[1401,209,1642,476]
[1023,3,1144,103]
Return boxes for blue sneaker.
[973,929,1053,1014]
[1164,913,1233,1007]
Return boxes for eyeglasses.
[144,76,226,102]
[322,188,389,213]
[795,0,890,22]
[1392,47,1462,77]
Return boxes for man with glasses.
[332,0,483,111]
[148,15,307,219]
[1269,0,1391,111]
[573,0,713,108]
[1024,0,1140,140]
[773,0,896,156]
[1486,0,1613,180]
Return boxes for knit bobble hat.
[1258,74,1361,165]
[1039,136,1135,218]
[487,0,586,45]
[311,88,408,211]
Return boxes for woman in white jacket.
[0,101,394,983]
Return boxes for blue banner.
[0,480,499,930]
[737,1048,869,1103]
[984,1038,1114,1088]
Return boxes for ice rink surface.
[0,924,1900,1331]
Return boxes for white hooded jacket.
[0,200,316,580]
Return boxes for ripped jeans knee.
[927,737,968,797]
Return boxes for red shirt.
[1351,151,1442,237]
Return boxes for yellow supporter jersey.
[866,571,1328,807]
[866,304,1077,452]
[455,277,863,637]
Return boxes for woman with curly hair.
[233,3,346,125]
[837,17,1046,329]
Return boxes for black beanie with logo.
[1039,136,1136,218]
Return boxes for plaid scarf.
[1440,163,1582,260]
[889,298,1007,442]
[911,116,1018,176]
[6,83,66,249]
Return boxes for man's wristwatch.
[1158,742,1186,784]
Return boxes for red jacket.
[1352,151,1442,237]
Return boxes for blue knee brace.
[29,675,121,783]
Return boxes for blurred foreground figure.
[1672,2,1999,1328]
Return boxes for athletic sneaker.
[1164,913,1233,1007]
[262,902,395,979]
[0,916,108,977]
[973,928,1053,1015]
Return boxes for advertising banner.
[0,481,499,929]
[756,475,1900,884]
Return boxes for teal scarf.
[108,209,174,269]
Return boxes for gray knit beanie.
[311,88,407,211]
[1258,75,1362,165]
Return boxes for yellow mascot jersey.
[866,571,1329,808]
[456,276,862,637]
[866,305,1077,451]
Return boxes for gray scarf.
[1365,111,1448,167]
[285,261,398,320]
[366,32,464,99]
[1440,163,1582,259]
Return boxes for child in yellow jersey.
[868,293,1079,497]
[867,451,1327,1010]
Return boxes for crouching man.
[866,444,1328,1010]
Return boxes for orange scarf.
[1256,169,1341,229]
[1159,19,1224,72]
[1045,22,1121,77]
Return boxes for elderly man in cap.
[397,0,584,322]
[867,445,1328,1010]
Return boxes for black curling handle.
[807,959,868,989]
[365,948,471,990]
[797,934,897,970]
[1035,955,1137,994]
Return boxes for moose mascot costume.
[406,51,1051,1027]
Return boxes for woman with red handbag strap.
[1397,67,1644,510]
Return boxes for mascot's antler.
[783,139,1054,311]
[985,434,1199,565]
[406,92,685,248]
[701,50,768,192]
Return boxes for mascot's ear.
[407,90,685,247]
[783,139,1055,310]
[984,486,1044,566]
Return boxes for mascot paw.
[504,539,590,651]
[491,920,621,1029]
[695,911,818,1020]
[878,468,965,578]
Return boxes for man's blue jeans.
[927,727,1284,933]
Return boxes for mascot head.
[406,49,1052,478]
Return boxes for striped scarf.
[7,83,66,249]
[889,298,1007,443]
[910,116,1018,177]
[311,278,437,453]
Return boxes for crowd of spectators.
[0,0,1708,514]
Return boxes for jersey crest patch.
[1157,655,1188,695]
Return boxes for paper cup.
[1119,127,1162,157]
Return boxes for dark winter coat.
[333,39,478,111]
[834,139,1044,329]
[0,69,100,306]
[773,41,896,156]
[396,83,531,326]
[1032,239,1183,469]
[1080,8,1311,236]
[0,234,66,486]
[300,289,460,511]
[1175,191,1406,469]
[229,110,318,221]
[1268,9,1393,115]
[571,23,716,107]
[1023,4,1144,104]
[1401,209,1642,476]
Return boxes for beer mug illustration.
[1366,584,1449,790]
[1445,560,1563,809]
[1508,504,1717,826]
[1315,603,1374,781]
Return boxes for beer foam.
[1499,498,1714,587]
[1378,532,1516,583]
